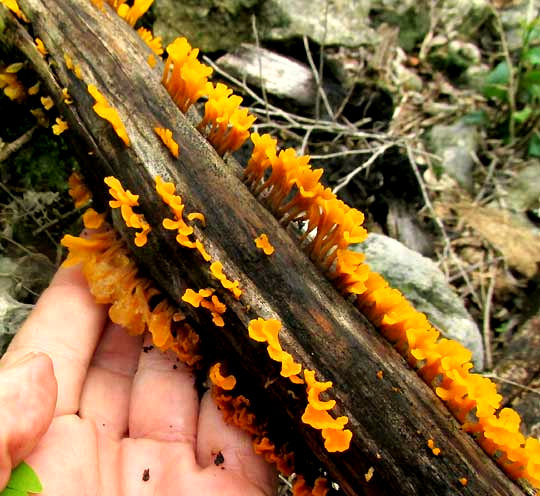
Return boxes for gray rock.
[154,0,377,52]
[464,63,491,91]
[429,39,482,73]
[448,40,481,66]
[12,254,55,301]
[355,233,485,370]
[154,0,258,51]
[500,2,540,52]
[263,0,376,47]
[443,0,492,36]
[216,44,317,105]
[0,294,32,356]
[0,257,31,356]
[393,60,423,92]
[370,0,490,51]
[0,254,54,357]
[505,161,540,213]
[386,199,434,256]
[429,120,479,192]
[0,257,17,294]
[369,2,429,52]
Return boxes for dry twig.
[483,374,540,397]
[482,264,497,370]
[0,125,37,162]
[302,35,334,121]
[406,144,481,306]
[490,5,517,141]
[332,142,395,194]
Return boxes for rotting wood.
[0,1,527,495]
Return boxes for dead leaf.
[456,202,540,278]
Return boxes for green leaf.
[525,23,540,44]
[528,132,540,157]
[483,61,510,101]
[0,488,27,496]
[522,70,540,86]
[525,46,540,65]
[513,106,532,123]
[462,110,489,126]
[1,462,42,495]
[495,322,510,334]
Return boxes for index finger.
[2,265,108,415]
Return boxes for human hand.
[0,265,276,495]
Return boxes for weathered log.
[0,1,526,494]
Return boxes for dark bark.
[0,2,526,494]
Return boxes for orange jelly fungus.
[304,369,336,411]
[0,64,25,101]
[74,64,83,80]
[212,387,296,478]
[355,266,540,487]
[64,52,73,70]
[154,127,179,158]
[104,176,151,247]
[254,233,275,255]
[147,54,157,68]
[182,288,213,307]
[247,318,303,381]
[155,176,209,257]
[64,52,83,79]
[52,117,69,135]
[62,87,73,104]
[212,389,260,438]
[312,477,330,496]
[116,0,153,27]
[198,82,256,156]
[182,288,226,327]
[28,81,40,95]
[459,477,468,486]
[427,439,441,456]
[68,171,92,208]
[243,133,367,267]
[243,132,540,486]
[194,239,211,261]
[209,261,242,299]
[162,37,213,113]
[88,84,130,145]
[41,95,54,110]
[156,176,193,238]
[35,38,47,56]
[187,212,206,226]
[364,466,375,482]
[137,27,163,56]
[301,369,351,451]
[0,0,29,20]
[60,216,200,365]
[292,475,330,496]
[301,404,348,431]
[322,427,353,453]
[209,363,236,390]
[253,437,295,477]
[81,208,106,229]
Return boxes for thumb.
[0,352,57,489]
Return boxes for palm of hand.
[2,267,274,496]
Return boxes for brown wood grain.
[0,2,526,494]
